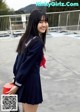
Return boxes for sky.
[5,0,50,10]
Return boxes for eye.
[39,20,48,24]
[39,21,43,23]
[45,21,48,23]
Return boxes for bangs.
[40,15,48,22]
[29,10,48,24]
[35,11,48,23]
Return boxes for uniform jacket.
[13,36,44,87]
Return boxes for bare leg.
[22,103,38,112]
[22,103,25,112]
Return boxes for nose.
[42,22,46,26]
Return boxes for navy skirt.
[16,71,43,104]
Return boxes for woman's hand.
[6,85,19,95]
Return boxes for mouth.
[41,28,46,30]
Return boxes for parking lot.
[0,34,80,112]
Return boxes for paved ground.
[0,34,80,112]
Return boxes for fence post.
[77,13,80,31]
[66,12,70,30]
[9,17,13,37]
[58,13,61,31]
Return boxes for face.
[37,16,48,34]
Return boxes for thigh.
[23,103,38,112]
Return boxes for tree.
[0,0,10,30]
[0,0,10,15]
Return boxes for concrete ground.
[0,34,80,112]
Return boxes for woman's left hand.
[6,85,19,95]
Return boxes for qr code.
[1,94,18,111]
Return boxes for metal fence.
[0,10,80,35]
[48,10,80,31]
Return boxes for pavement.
[0,34,80,112]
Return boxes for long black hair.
[16,9,48,53]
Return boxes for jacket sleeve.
[13,54,18,76]
[14,39,43,87]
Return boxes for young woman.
[7,9,48,112]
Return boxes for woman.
[7,9,48,112]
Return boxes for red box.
[2,83,15,94]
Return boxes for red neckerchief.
[40,55,46,68]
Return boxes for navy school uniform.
[13,36,44,104]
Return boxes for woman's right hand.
[6,85,19,95]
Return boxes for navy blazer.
[13,36,44,87]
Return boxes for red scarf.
[40,55,46,68]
